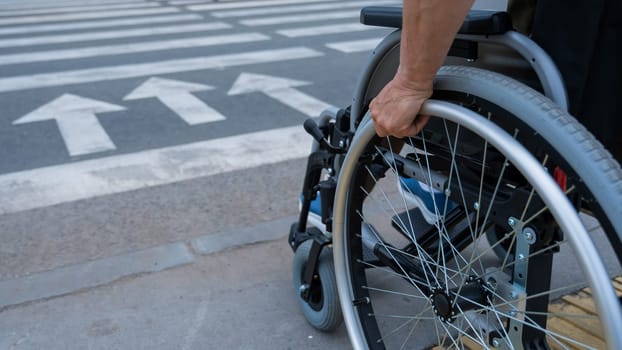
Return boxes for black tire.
[334,66,622,349]
[292,240,342,332]
[434,66,622,246]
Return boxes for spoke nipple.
[444,188,451,197]
[352,297,370,306]
[509,310,517,317]
[492,338,501,347]
[508,217,517,227]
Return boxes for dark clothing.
[527,0,621,161]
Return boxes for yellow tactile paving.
[429,277,621,349]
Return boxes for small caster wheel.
[292,240,342,331]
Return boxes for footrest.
[391,208,434,242]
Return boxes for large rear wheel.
[333,67,622,349]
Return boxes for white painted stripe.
[171,0,235,5]
[187,0,338,11]
[169,0,206,4]
[277,22,376,37]
[158,93,227,125]
[0,0,145,10]
[0,33,270,66]
[0,47,323,93]
[0,14,203,36]
[239,10,358,26]
[123,77,227,125]
[325,38,383,53]
[0,125,311,215]
[266,88,332,117]
[212,0,399,18]
[0,7,179,26]
[0,22,231,48]
[0,2,160,17]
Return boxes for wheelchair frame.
[290,7,622,350]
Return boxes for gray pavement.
[0,219,351,350]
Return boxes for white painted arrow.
[124,77,225,125]
[227,72,332,117]
[13,94,125,157]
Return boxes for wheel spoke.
[334,92,621,349]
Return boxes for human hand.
[369,75,433,138]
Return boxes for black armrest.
[360,7,513,35]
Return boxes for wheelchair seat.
[360,6,513,35]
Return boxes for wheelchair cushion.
[360,6,513,35]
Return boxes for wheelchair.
[289,6,622,349]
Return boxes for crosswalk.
[0,0,397,213]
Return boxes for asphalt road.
[0,0,398,277]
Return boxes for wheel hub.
[431,288,456,322]
[430,277,489,323]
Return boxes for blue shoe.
[399,178,456,225]
[299,193,325,233]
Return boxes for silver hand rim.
[332,101,622,350]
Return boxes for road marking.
[13,94,125,157]
[0,14,204,36]
[187,0,338,11]
[0,242,194,309]
[0,47,323,93]
[0,2,160,17]
[0,0,146,10]
[228,72,332,117]
[170,0,242,4]
[0,33,269,66]
[239,10,358,26]
[326,37,383,53]
[0,125,310,215]
[124,77,226,125]
[0,7,180,26]
[277,22,376,37]
[212,0,399,18]
[0,22,231,48]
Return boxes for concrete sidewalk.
[0,218,351,350]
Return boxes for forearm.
[369,0,474,137]
[398,0,474,88]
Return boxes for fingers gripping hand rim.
[369,78,432,138]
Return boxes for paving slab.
[0,234,352,350]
